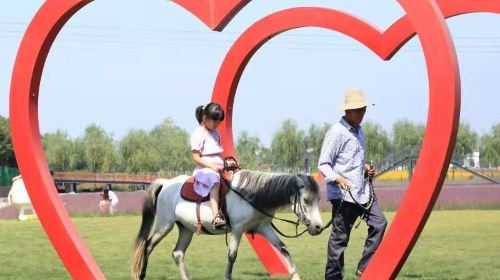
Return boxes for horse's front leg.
[257,225,300,280]
[225,229,243,280]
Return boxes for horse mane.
[233,170,318,210]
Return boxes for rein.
[273,187,309,238]
[226,176,309,238]
[319,179,374,233]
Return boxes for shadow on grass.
[403,273,426,278]
[238,271,289,279]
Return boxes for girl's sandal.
[212,212,226,230]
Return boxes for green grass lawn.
[0,210,499,279]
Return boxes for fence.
[0,166,18,186]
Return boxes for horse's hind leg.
[258,225,300,280]
[139,223,175,280]
[172,223,194,280]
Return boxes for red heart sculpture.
[8,0,500,279]
[210,1,462,278]
[171,0,250,31]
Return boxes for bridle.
[227,174,312,238]
[291,178,311,228]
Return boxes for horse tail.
[131,179,163,279]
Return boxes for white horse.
[7,175,37,221]
[131,170,324,280]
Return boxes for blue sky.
[1,0,499,147]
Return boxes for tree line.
[0,115,498,173]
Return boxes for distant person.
[318,89,387,279]
[191,102,226,229]
[99,185,119,215]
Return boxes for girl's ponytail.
[195,105,204,124]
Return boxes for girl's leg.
[209,183,221,217]
[209,183,226,228]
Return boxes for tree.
[259,147,273,170]
[0,115,16,167]
[235,130,265,170]
[80,124,118,173]
[480,123,500,167]
[392,120,425,151]
[363,121,391,163]
[42,130,76,171]
[455,122,478,158]
[150,118,191,173]
[119,129,160,173]
[305,123,331,172]
[271,119,305,171]
[71,138,87,171]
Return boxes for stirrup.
[212,212,226,230]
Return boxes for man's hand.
[335,177,351,191]
[365,163,375,178]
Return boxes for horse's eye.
[303,198,310,204]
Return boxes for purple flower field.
[1,181,499,219]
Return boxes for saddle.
[180,177,229,203]
[180,156,241,234]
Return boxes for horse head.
[291,174,324,236]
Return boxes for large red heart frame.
[8,0,499,279]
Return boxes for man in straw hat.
[318,89,387,279]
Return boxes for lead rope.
[320,173,375,233]
[351,182,374,229]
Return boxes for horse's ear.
[297,173,318,191]
[295,173,308,188]
[297,173,310,181]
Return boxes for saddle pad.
[180,176,230,202]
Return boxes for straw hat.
[340,89,373,110]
